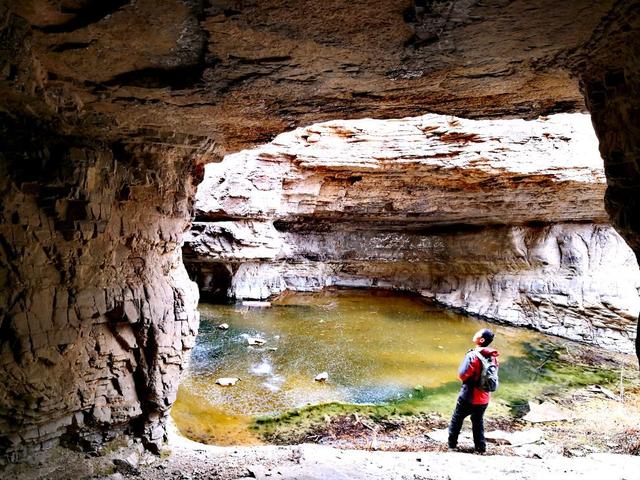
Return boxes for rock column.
[576,1,640,364]
[0,121,200,460]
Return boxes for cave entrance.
[185,262,233,303]
[176,112,640,448]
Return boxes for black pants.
[447,398,488,452]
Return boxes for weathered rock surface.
[194,113,607,226]
[0,131,200,460]
[574,1,640,362]
[186,113,640,353]
[523,401,574,423]
[2,0,640,462]
[6,0,617,154]
[0,9,200,460]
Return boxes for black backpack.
[473,350,499,392]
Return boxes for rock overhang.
[4,0,617,155]
[2,0,640,462]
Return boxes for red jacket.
[457,347,500,405]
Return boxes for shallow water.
[172,289,541,445]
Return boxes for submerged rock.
[314,372,329,382]
[243,301,272,308]
[247,337,267,346]
[216,378,241,387]
[218,323,230,330]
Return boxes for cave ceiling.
[4,0,615,158]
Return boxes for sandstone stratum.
[1,0,640,466]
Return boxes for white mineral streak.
[186,113,640,353]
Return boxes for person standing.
[448,328,500,454]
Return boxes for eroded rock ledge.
[186,113,640,353]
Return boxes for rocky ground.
[263,385,640,457]
[249,337,640,455]
[4,347,639,480]
[6,418,640,480]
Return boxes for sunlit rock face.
[186,113,640,353]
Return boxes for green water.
[172,289,554,445]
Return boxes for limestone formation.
[185,113,640,353]
[0,7,200,460]
[2,0,640,462]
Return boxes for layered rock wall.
[186,113,640,354]
[3,0,640,461]
[573,0,640,362]
[0,10,199,461]
[0,122,200,460]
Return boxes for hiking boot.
[447,442,457,450]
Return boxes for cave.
[1,0,640,476]
[184,261,233,303]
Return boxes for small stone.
[216,377,241,386]
[586,384,620,401]
[512,444,552,458]
[247,337,266,346]
[522,401,573,423]
[242,301,271,308]
[314,372,329,382]
[218,323,229,330]
[113,457,140,475]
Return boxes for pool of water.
[172,289,542,445]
